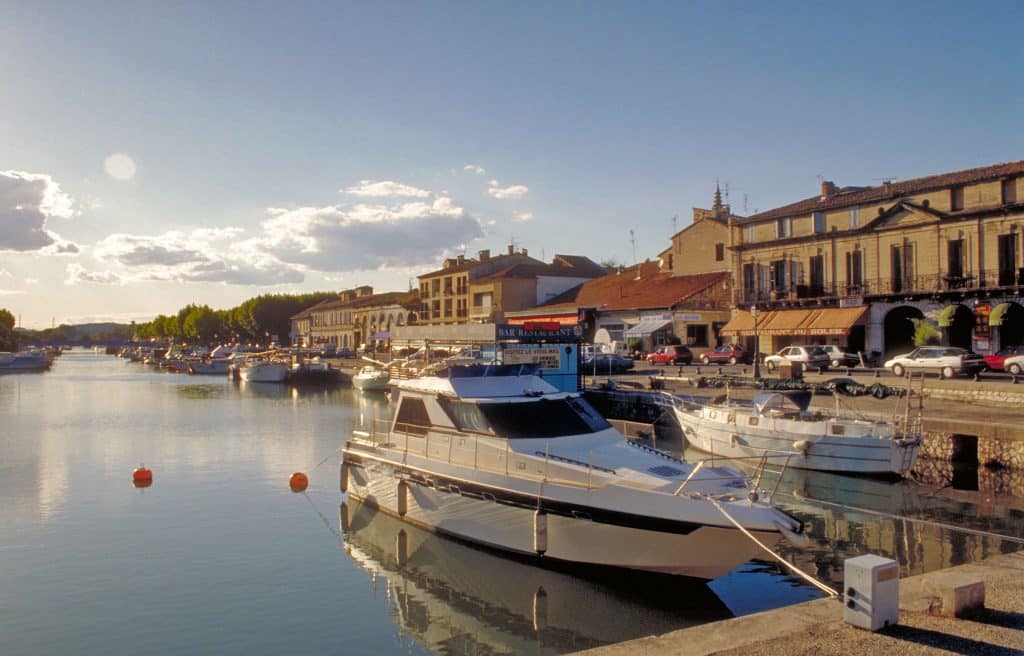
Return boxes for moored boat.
[673,390,921,476]
[342,364,808,580]
[0,350,52,373]
[238,357,288,383]
[352,366,390,391]
[286,358,346,385]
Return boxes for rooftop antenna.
[629,229,640,279]
[671,215,677,234]
[743,194,749,215]
[816,171,825,183]
[724,183,730,204]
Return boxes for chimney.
[457,255,465,265]
[507,244,514,255]
[820,180,838,200]
[478,249,490,262]
[521,248,528,257]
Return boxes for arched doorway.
[883,305,924,358]
[943,304,974,350]
[996,302,1024,348]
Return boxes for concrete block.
[923,572,985,618]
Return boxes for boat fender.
[533,587,548,631]
[396,529,408,567]
[340,461,349,493]
[397,479,408,516]
[774,520,811,549]
[793,439,811,455]
[534,510,548,555]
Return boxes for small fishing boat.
[673,390,921,476]
[0,350,52,373]
[342,364,808,580]
[187,358,231,375]
[352,366,390,391]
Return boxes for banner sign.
[496,324,580,342]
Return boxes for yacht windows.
[438,397,610,438]
[394,397,430,436]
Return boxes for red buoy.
[133,465,153,488]
[289,472,309,492]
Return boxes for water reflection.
[340,499,733,654]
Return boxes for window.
[686,324,709,347]
[395,398,431,436]
[951,186,964,211]
[849,207,860,228]
[743,263,756,300]
[776,218,791,238]
[813,212,826,234]
[449,398,610,439]
[808,255,824,295]
[715,243,725,261]
[947,239,964,280]
[845,249,863,291]
[603,323,625,342]
[744,225,755,243]
[1003,179,1018,205]
[472,292,492,308]
[771,259,787,292]
[998,233,1017,286]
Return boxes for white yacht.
[341,365,807,581]
[352,366,390,391]
[238,357,288,383]
[673,390,921,476]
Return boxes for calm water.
[2,353,1021,655]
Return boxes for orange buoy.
[289,472,309,492]
[133,465,153,488]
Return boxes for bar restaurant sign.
[496,323,581,342]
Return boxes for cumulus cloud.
[343,180,430,198]
[512,211,535,222]
[65,263,122,285]
[0,170,75,252]
[93,228,302,286]
[255,196,484,271]
[487,179,529,199]
[464,164,486,175]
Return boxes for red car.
[700,344,750,365]
[984,345,1024,371]
[646,345,694,366]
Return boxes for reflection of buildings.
[715,161,1024,357]
[340,500,732,654]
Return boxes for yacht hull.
[239,363,287,383]
[344,450,777,581]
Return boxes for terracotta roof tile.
[539,262,728,312]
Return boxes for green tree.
[913,320,942,346]
[182,305,225,344]
[0,308,17,351]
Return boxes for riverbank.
[577,550,1024,655]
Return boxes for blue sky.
[2,1,1023,328]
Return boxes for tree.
[0,308,17,351]
[182,305,224,344]
[913,320,942,346]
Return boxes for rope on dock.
[707,496,840,598]
[790,491,1024,546]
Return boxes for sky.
[2,1,1023,329]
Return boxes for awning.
[624,319,672,337]
[937,304,961,328]
[719,306,867,337]
[989,302,1013,327]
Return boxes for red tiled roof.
[539,262,728,312]
[474,256,606,282]
[746,160,1024,222]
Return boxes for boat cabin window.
[438,397,610,438]
[394,397,430,436]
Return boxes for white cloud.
[487,179,529,199]
[512,211,535,222]
[65,263,122,285]
[343,180,430,198]
[0,170,75,251]
[464,164,486,175]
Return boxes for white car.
[883,347,986,378]
[815,344,860,368]
[1001,353,1024,375]
[764,345,830,372]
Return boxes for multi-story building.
[659,184,739,277]
[418,246,605,325]
[719,160,1024,357]
[289,286,419,350]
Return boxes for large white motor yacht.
[341,365,807,580]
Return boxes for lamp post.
[751,305,761,379]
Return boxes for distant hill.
[17,322,135,344]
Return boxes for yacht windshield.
[438,396,611,439]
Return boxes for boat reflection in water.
[340,499,733,654]
[715,451,1024,588]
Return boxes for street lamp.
[750,305,761,379]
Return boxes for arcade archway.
[883,305,924,357]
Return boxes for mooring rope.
[706,496,839,598]
[790,490,1024,545]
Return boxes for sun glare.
[103,153,137,181]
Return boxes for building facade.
[289,287,420,350]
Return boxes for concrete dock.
[577,551,1024,655]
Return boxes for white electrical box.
[844,554,899,631]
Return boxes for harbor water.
[2,352,1021,655]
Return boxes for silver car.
[764,345,830,372]
[884,347,985,378]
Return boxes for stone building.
[719,160,1024,357]
[289,286,419,350]
[658,183,740,277]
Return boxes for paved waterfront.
[578,551,1024,656]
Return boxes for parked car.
[318,344,337,358]
[984,345,1024,371]
[646,344,694,366]
[883,347,986,378]
[582,353,635,374]
[815,344,860,368]
[764,346,830,372]
[1001,353,1024,375]
[699,344,750,365]
[336,347,353,358]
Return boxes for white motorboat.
[673,390,921,476]
[187,358,231,375]
[352,366,390,391]
[0,350,52,373]
[238,357,288,383]
[341,365,807,581]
